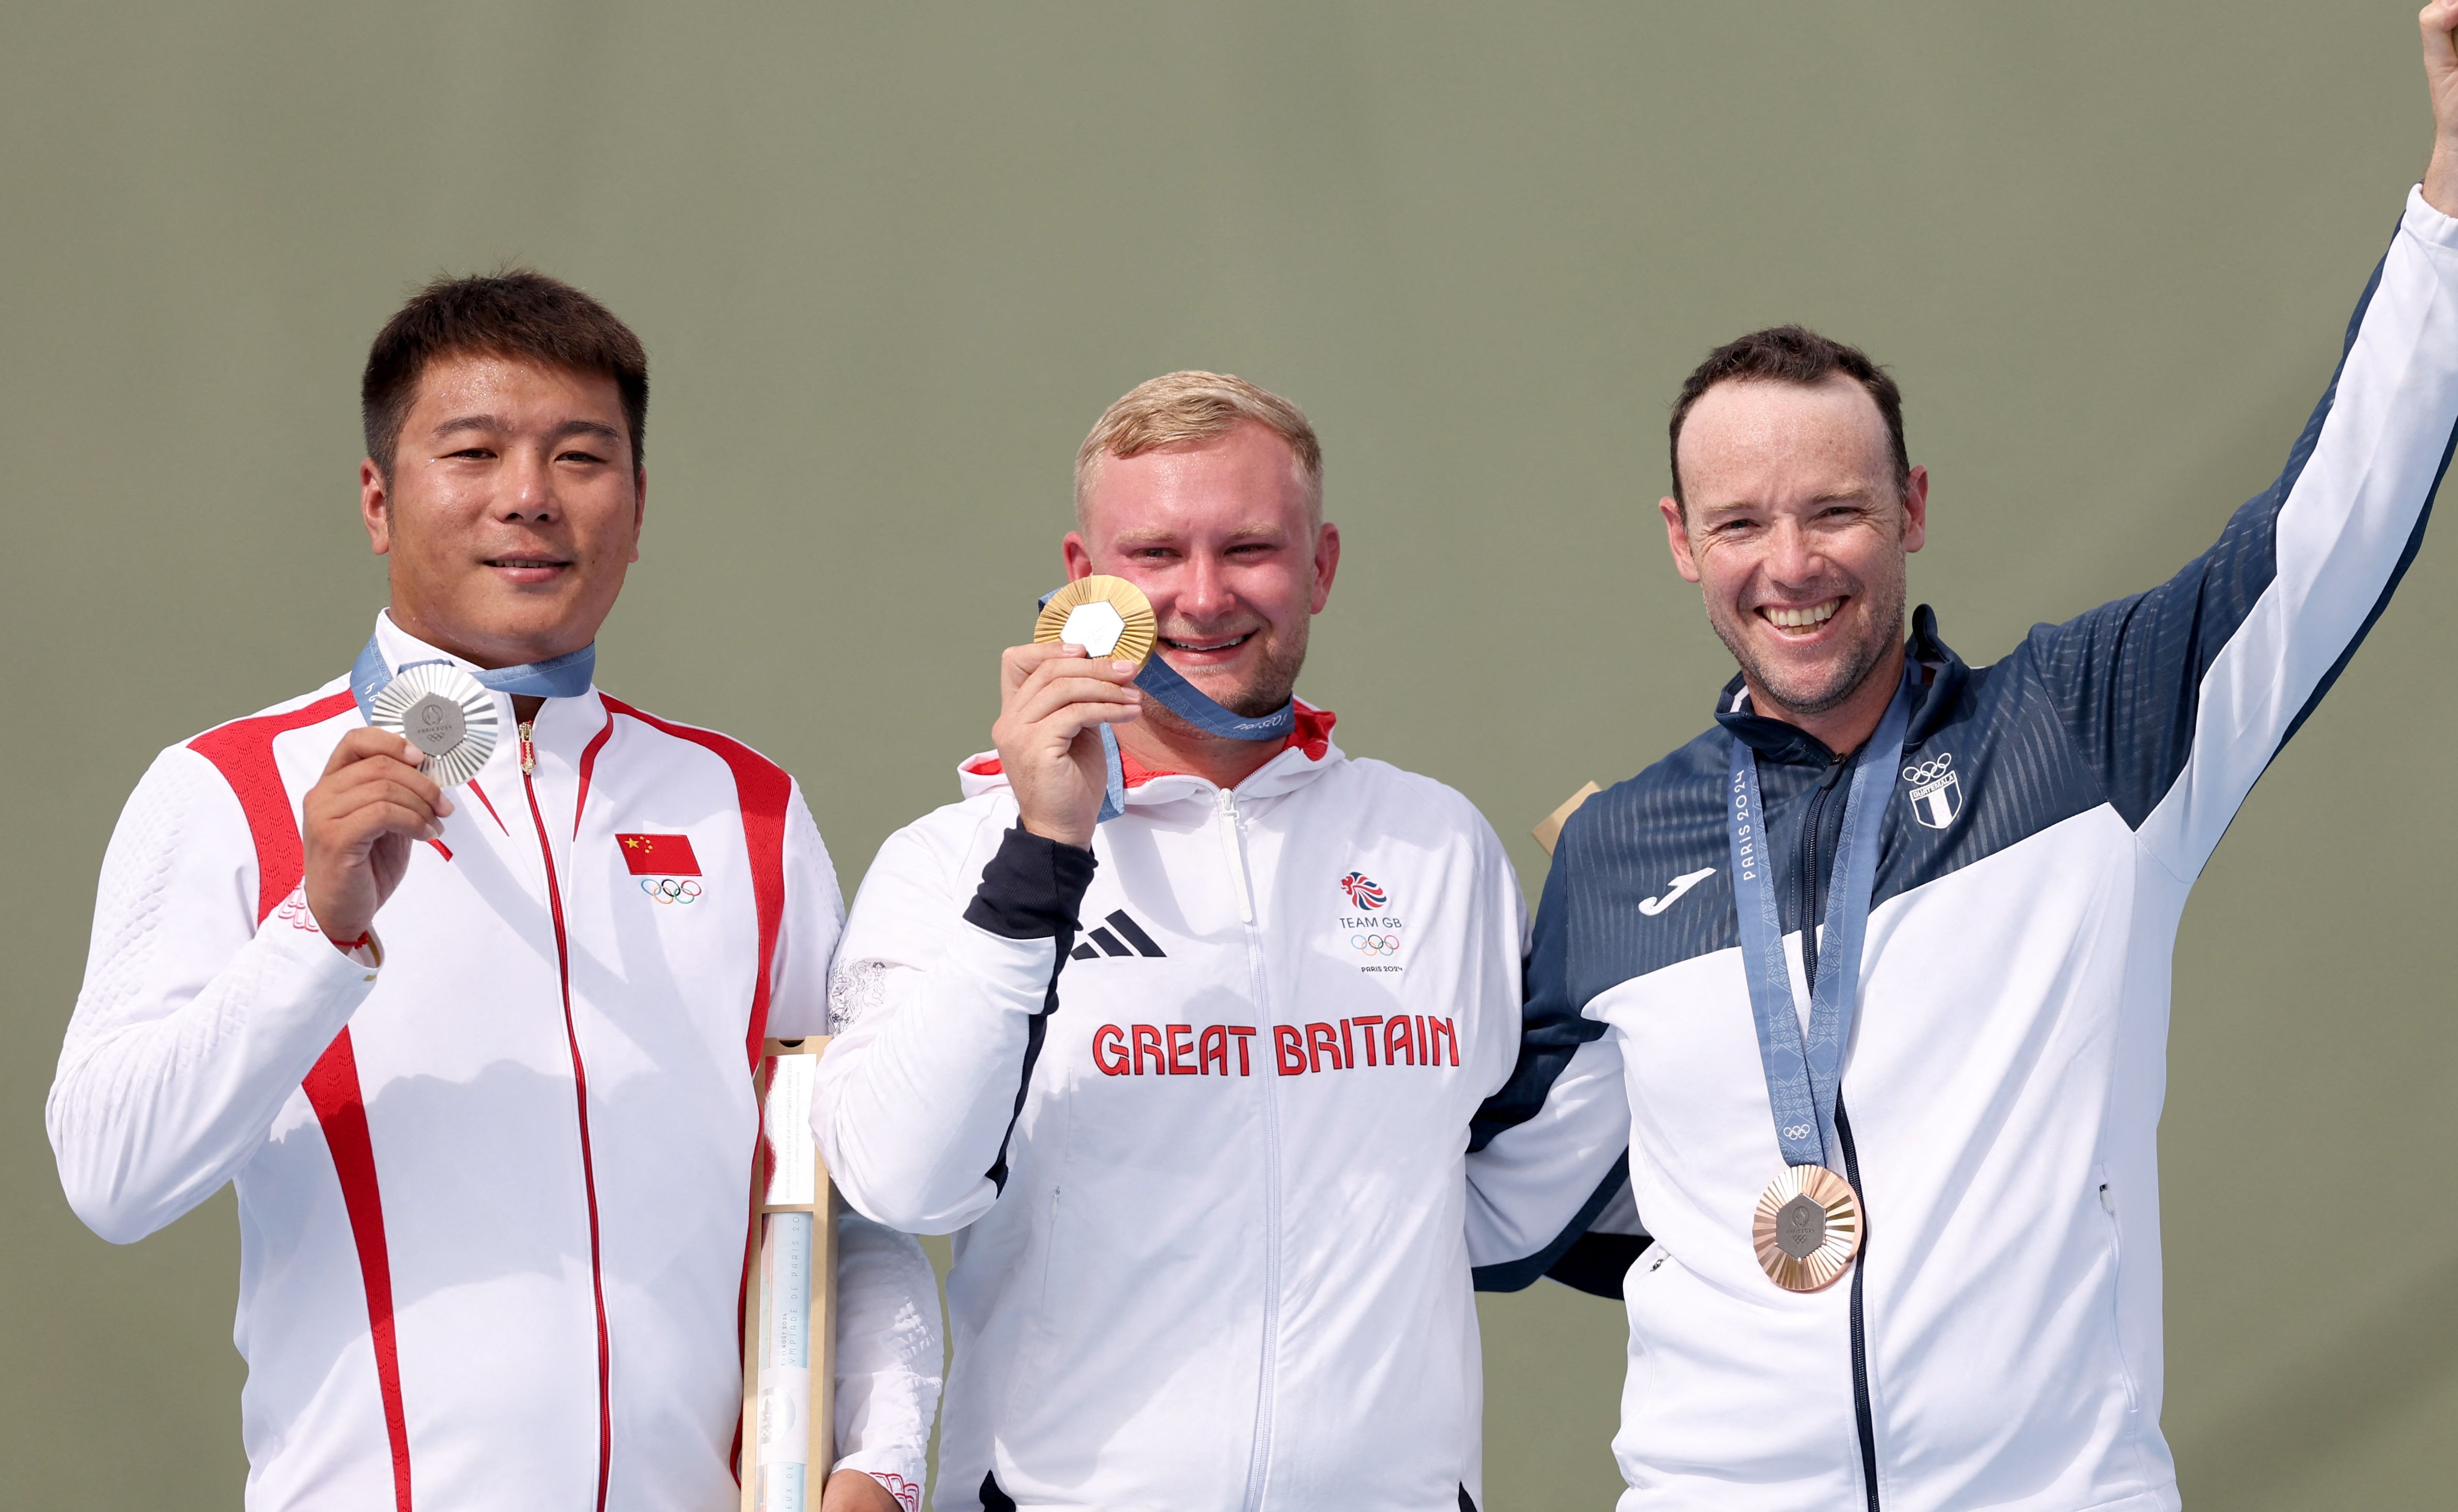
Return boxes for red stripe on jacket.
[190,692,415,1512]
[597,697,790,1065]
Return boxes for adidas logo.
[1071,909,1169,961]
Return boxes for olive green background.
[6,4,2455,1507]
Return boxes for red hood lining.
[962,701,1336,783]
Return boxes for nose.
[1761,515,1823,588]
[499,447,558,522]
[1175,549,1235,625]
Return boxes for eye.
[556,448,607,465]
[445,447,496,460]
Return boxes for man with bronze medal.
[48,273,940,1510]
[1470,12,2458,1509]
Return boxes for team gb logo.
[1339,871,1387,910]
[1902,753,1962,830]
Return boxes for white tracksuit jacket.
[812,708,1542,1512]
[48,612,942,1512]
[1468,187,2458,1511]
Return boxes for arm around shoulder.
[1464,813,1634,1286]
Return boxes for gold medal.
[1034,575,1157,670]
[1752,1164,1862,1292]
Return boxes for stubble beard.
[1710,569,1905,722]
[1148,616,1309,732]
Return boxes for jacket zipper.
[1797,751,1881,1512]
[518,719,614,1511]
[1221,787,1280,1511]
[1217,785,1255,924]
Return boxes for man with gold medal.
[1470,11,2458,1510]
[812,373,1543,1511]
[48,272,940,1511]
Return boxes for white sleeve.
[812,815,1068,1235]
[1465,1037,1633,1272]
[764,781,844,1041]
[47,746,380,1244]
[827,1208,943,1510]
[2030,188,2458,880]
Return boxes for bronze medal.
[1034,575,1157,670]
[1752,1164,1862,1292]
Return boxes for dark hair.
[360,270,648,475]
[1667,324,1907,509]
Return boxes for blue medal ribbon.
[349,630,598,721]
[1725,668,1913,1173]
[1038,587,1298,821]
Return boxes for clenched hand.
[303,727,453,947]
[2421,2,2458,215]
[990,641,1143,850]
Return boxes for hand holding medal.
[300,721,458,949]
[1000,574,1301,846]
[994,576,1154,847]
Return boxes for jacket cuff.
[962,823,1096,939]
[261,885,386,987]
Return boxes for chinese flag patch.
[616,833,702,876]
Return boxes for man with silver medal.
[49,273,940,1511]
[1469,14,2458,1510]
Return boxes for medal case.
[741,1038,839,1512]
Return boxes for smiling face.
[1065,419,1339,721]
[360,351,644,668]
[1661,375,1926,728]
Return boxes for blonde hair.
[1074,370,1324,528]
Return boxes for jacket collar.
[1711,604,1968,767]
[958,700,1342,806]
[367,609,606,757]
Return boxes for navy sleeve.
[2030,208,2457,838]
[1470,854,1604,1151]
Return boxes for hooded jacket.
[813,707,1578,1512]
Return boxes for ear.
[360,458,393,555]
[1659,497,1702,583]
[1061,530,1094,581]
[1899,465,1928,554]
[1308,521,1341,614]
[630,466,647,564]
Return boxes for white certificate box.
[743,1038,837,1512]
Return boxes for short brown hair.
[1667,325,1908,510]
[1075,370,1323,526]
[361,270,649,475]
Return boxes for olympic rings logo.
[1902,752,1954,786]
[641,878,704,905]
[1351,933,1400,957]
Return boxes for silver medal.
[369,662,497,787]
